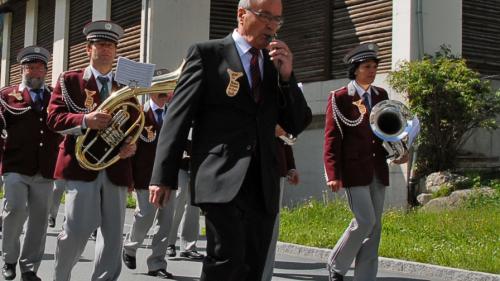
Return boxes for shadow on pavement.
[274,273,430,281]
[132,273,200,281]
[274,260,326,270]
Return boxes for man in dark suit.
[47,21,136,281]
[148,0,312,280]
[323,43,408,281]
[0,46,61,281]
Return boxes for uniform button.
[39,143,43,147]
[373,153,376,157]
[39,118,43,121]
[372,140,376,144]
[40,130,44,134]
[246,145,252,151]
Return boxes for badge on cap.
[105,23,112,30]
[84,89,96,110]
[226,69,243,97]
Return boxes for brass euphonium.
[369,100,419,161]
[75,61,185,171]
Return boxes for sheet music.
[115,57,155,88]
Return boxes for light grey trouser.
[53,171,127,281]
[166,169,200,252]
[261,177,285,281]
[49,179,66,219]
[327,177,386,281]
[123,187,174,271]
[2,172,53,273]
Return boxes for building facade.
[1,0,498,208]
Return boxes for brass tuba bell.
[369,100,419,161]
[75,61,185,171]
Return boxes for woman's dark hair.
[347,58,380,80]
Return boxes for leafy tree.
[388,45,500,177]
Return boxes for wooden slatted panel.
[279,0,331,82]
[331,0,392,78]
[209,0,237,39]
[111,0,142,66]
[36,0,55,84]
[67,0,92,71]
[8,1,26,85]
[462,0,500,76]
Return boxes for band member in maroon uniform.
[323,42,407,281]
[122,86,175,278]
[47,21,136,281]
[0,46,61,281]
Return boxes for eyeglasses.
[246,9,284,28]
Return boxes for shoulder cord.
[59,75,96,114]
[330,91,364,139]
[138,131,157,143]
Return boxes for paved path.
[0,208,446,281]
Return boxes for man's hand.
[392,153,409,165]
[267,40,293,82]
[149,185,173,208]
[119,137,137,159]
[327,180,342,192]
[286,169,299,185]
[84,111,112,129]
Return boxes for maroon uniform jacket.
[132,104,161,190]
[47,67,133,186]
[323,82,389,187]
[0,85,62,179]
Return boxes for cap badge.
[226,68,243,97]
[144,125,156,141]
[105,23,112,30]
[34,47,40,53]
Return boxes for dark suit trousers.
[199,155,277,281]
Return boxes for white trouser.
[49,179,66,219]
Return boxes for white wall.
[51,0,70,86]
[0,13,11,87]
[421,0,462,55]
[146,0,210,71]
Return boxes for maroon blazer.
[132,106,161,190]
[0,85,62,179]
[276,138,296,177]
[47,67,133,186]
[323,82,389,187]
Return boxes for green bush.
[387,45,500,177]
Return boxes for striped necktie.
[363,92,371,112]
[249,47,261,103]
[97,76,110,101]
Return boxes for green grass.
[279,190,500,274]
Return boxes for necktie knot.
[97,76,110,100]
[32,89,43,112]
[249,47,260,56]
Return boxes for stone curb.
[276,242,500,281]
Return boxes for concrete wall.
[146,0,210,71]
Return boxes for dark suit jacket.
[0,85,61,179]
[323,82,389,187]
[132,104,162,190]
[47,67,133,187]
[150,34,312,214]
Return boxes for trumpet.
[75,61,185,171]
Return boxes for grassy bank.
[279,189,500,274]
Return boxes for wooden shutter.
[67,0,91,71]
[8,1,26,85]
[280,0,331,82]
[209,0,237,39]
[36,0,55,83]
[462,0,500,76]
[331,0,392,78]
[111,0,142,65]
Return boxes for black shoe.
[2,263,16,280]
[21,271,41,281]
[147,269,173,279]
[328,270,344,281]
[48,216,56,228]
[122,250,136,269]
[179,250,204,260]
[166,245,176,257]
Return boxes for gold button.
[40,130,44,134]
[373,153,376,157]
[39,143,43,147]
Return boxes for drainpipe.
[416,0,424,59]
